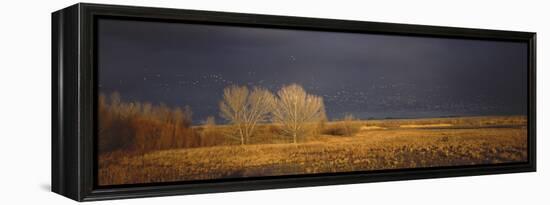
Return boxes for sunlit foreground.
[98,116,527,186]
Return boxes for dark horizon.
[98,18,528,124]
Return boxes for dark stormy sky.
[98,19,528,123]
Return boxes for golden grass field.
[98,115,527,185]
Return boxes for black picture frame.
[52,3,536,201]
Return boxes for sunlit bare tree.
[204,116,216,127]
[342,113,356,136]
[271,84,326,143]
[219,85,274,145]
[182,105,193,127]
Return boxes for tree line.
[98,84,353,154]
[98,92,198,153]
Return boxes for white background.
[0,0,547,204]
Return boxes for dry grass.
[98,115,528,185]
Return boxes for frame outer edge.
[51,9,62,196]
[52,3,83,202]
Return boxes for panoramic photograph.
[96,18,528,186]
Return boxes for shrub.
[321,115,361,137]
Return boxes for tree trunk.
[239,126,244,145]
[172,123,177,147]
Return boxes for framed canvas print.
[52,3,536,201]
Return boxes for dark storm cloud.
[98,19,528,123]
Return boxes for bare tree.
[271,84,326,143]
[98,93,110,137]
[342,113,356,136]
[182,105,193,128]
[171,108,184,146]
[219,85,274,145]
[199,116,218,146]
[204,116,216,127]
